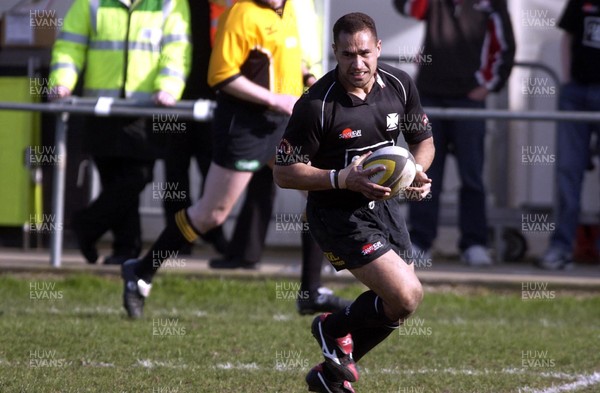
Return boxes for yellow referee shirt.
[208,0,303,98]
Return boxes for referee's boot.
[200,226,230,255]
[297,287,353,315]
[121,259,152,319]
[311,313,359,382]
[306,363,355,393]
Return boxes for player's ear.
[376,40,382,57]
[332,43,337,54]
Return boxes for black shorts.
[306,198,413,271]
[212,98,289,172]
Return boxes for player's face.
[333,29,381,93]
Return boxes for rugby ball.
[362,146,417,198]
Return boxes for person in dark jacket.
[393,0,515,266]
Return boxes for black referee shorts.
[306,198,413,271]
[212,98,289,172]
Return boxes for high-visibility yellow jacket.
[50,0,191,100]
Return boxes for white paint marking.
[136,359,188,369]
[215,362,259,370]
[519,372,600,393]
[80,359,114,367]
[272,314,292,321]
[377,367,578,380]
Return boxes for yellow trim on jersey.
[208,0,303,97]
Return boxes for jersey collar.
[333,67,383,107]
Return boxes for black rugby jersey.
[276,62,432,208]
[559,0,600,84]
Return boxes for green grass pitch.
[0,272,599,392]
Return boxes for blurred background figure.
[537,0,600,270]
[161,0,228,257]
[121,0,310,318]
[49,0,191,265]
[393,0,515,266]
[206,0,276,271]
[207,0,351,315]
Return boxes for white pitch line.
[18,306,209,317]
[3,354,595,393]
[209,363,583,383]
[136,359,189,369]
[216,362,260,370]
[520,372,600,393]
[378,367,578,381]
[272,313,293,321]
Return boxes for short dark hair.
[333,13,378,45]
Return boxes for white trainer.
[461,245,493,266]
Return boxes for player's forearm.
[273,163,333,191]
[220,76,278,107]
[408,136,435,172]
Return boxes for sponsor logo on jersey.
[339,128,362,139]
[276,138,309,164]
[361,241,384,256]
[277,138,293,155]
[324,252,345,267]
[386,113,399,131]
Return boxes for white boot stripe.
[317,372,334,393]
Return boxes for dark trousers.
[163,120,213,228]
[551,82,600,253]
[409,95,488,251]
[227,166,277,263]
[75,156,154,256]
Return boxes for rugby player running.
[273,12,434,392]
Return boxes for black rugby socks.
[322,290,396,337]
[135,209,198,282]
[352,323,400,362]
[321,290,400,363]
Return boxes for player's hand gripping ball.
[362,146,417,199]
